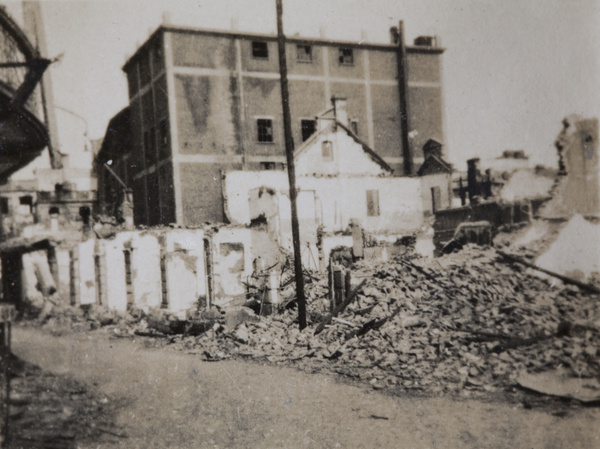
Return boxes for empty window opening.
[366,190,380,217]
[339,47,354,65]
[301,119,316,142]
[49,206,60,215]
[350,119,359,135]
[19,196,33,206]
[260,161,276,170]
[252,41,269,59]
[257,118,274,143]
[0,197,9,214]
[322,141,333,161]
[296,44,312,62]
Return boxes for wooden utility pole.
[275,0,307,329]
[395,21,412,175]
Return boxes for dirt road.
[11,326,599,449]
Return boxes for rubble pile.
[30,245,600,399]
[203,246,600,396]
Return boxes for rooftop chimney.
[332,97,348,127]
[390,26,400,45]
[319,25,327,38]
[414,36,436,47]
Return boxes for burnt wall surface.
[123,28,445,226]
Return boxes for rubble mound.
[31,246,600,402]
[224,247,599,397]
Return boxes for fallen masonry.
[31,245,600,403]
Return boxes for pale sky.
[3,0,599,170]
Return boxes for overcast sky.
[4,0,599,169]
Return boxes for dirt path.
[11,326,599,449]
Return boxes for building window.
[49,206,60,215]
[322,141,333,161]
[260,162,276,170]
[252,41,269,59]
[366,190,380,217]
[296,44,312,62]
[257,118,274,143]
[0,197,9,214]
[350,119,359,135]
[339,47,354,65]
[301,119,316,142]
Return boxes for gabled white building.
[224,98,452,251]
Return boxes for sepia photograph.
[0,0,598,447]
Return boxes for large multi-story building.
[108,23,446,226]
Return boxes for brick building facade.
[107,24,445,226]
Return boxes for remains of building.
[1,9,598,410]
[97,22,447,228]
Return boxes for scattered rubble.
[25,245,600,405]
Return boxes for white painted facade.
[223,118,433,245]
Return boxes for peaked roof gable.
[417,154,453,176]
[294,120,393,174]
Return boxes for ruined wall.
[540,117,599,218]
[419,172,452,215]
[224,170,424,239]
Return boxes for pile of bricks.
[193,246,600,395]
[34,245,600,398]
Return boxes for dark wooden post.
[275,0,307,329]
[395,21,413,175]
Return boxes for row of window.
[257,118,359,143]
[252,41,355,65]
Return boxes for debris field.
[37,245,600,402]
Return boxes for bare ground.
[9,325,600,449]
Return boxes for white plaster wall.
[211,228,285,306]
[129,233,161,310]
[103,240,127,312]
[420,173,452,215]
[296,126,388,177]
[223,171,288,225]
[226,170,425,242]
[78,239,96,305]
[55,248,71,303]
[164,229,206,313]
[211,228,252,305]
[21,252,43,305]
[298,176,424,233]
